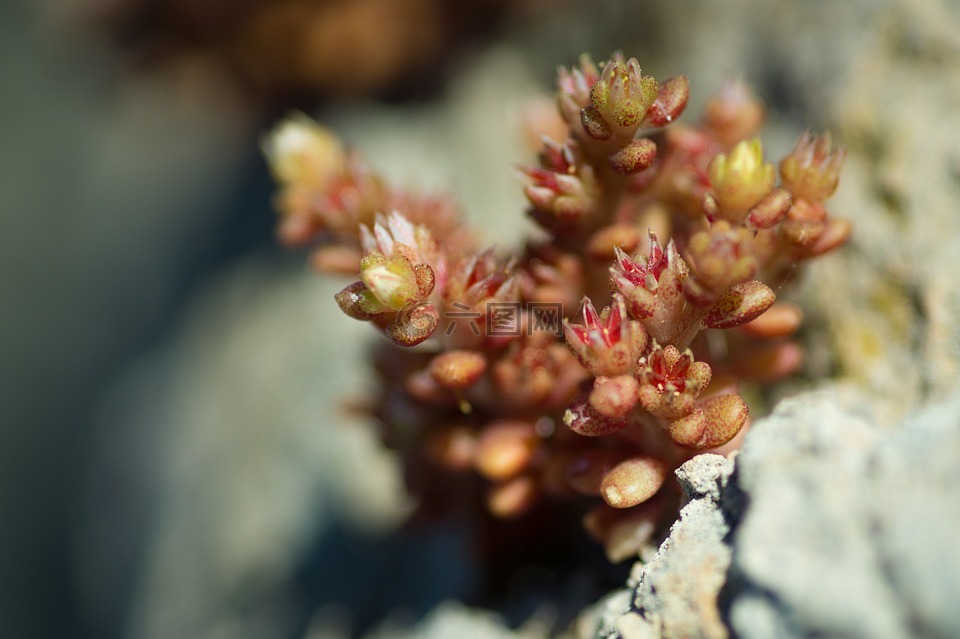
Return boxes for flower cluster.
[263,53,847,561]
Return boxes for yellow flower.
[359,254,420,312]
[588,57,658,137]
[708,137,776,219]
[262,113,344,187]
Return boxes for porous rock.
[590,454,737,639]
[598,390,960,639]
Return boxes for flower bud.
[609,139,658,175]
[360,254,422,312]
[638,344,712,419]
[740,301,803,338]
[563,295,648,377]
[668,394,748,449]
[491,339,582,409]
[475,421,539,481]
[707,137,776,221]
[600,456,667,508]
[387,303,439,346]
[262,113,344,187]
[747,188,792,230]
[428,350,487,389]
[557,54,601,127]
[703,280,776,329]
[609,234,688,344]
[684,222,758,303]
[589,58,659,138]
[487,476,539,519]
[643,75,690,127]
[563,391,628,437]
[704,79,765,147]
[360,211,439,266]
[347,211,444,319]
[518,158,600,226]
[589,375,641,419]
[779,132,846,202]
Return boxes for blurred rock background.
[1,0,958,638]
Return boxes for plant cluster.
[263,53,847,561]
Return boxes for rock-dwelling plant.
[263,53,847,563]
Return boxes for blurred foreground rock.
[93,262,478,639]
[344,602,545,639]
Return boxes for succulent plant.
[263,52,847,562]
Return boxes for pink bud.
[609,139,658,175]
[387,303,439,346]
[740,301,803,338]
[669,394,748,449]
[335,281,379,320]
[637,344,712,419]
[589,375,641,419]
[806,218,852,257]
[563,392,628,437]
[563,295,648,377]
[487,475,539,519]
[600,456,667,508]
[428,350,487,389]
[581,105,613,140]
[703,280,776,329]
[474,421,538,481]
[779,131,846,203]
[586,223,642,261]
[643,75,690,127]
[748,188,792,229]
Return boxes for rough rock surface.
[598,391,960,639]
[730,391,960,639]
[584,454,736,639]
[626,455,736,639]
